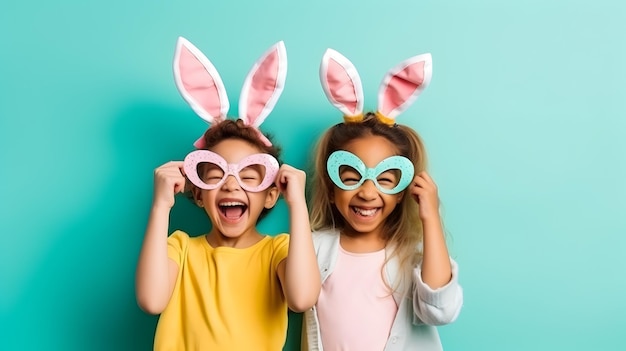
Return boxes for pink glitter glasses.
[184,150,279,192]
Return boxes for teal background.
[1,0,625,350]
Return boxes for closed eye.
[239,165,264,185]
[206,176,223,183]
[377,170,399,187]
[203,167,225,183]
[339,165,361,185]
[341,177,360,185]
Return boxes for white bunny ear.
[319,49,364,117]
[377,53,432,121]
[173,37,229,124]
[238,41,287,129]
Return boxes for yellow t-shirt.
[154,230,289,351]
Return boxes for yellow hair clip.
[343,114,364,123]
[374,111,395,126]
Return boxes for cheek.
[382,194,402,209]
[334,190,356,207]
[395,193,404,203]
[331,186,348,203]
[249,191,269,206]
[199,189,218,203]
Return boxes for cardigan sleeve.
[411,258,463,326]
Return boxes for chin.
[216,226,249,238]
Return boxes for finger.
[414,173,437,189]
[162,160,184,168]
[160,161,185,175]
[412,175,427,188]
[159,166,186,185]
[274,173,286,192]
[280,164,294,172]
[170,161,186,176]
[173,182,186,194]
[417,171,436,186]
[417,170,430,179]
[156,169,185,183]
[409,185,424,199]
[411,180,434,197]
[156,161,184,173]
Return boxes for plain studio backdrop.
[1,0,624,350]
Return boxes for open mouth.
[351,206,379,217]
[219,201,248,220]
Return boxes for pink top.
[317,245,398,350]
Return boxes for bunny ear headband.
[319,48,432,125]
[173,37,287,148]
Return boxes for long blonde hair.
[309,113,429,290]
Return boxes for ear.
[377,53,432,120]
[191,186,202,202]
[264,186,280,209]
[319,48,364,117]
[173,37,230,147]
[396,192,404,203]
[239,41,287,132]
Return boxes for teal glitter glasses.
[326,150,415,195]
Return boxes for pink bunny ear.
[173,37,230,126]
[377,53,432,122]
[319,49,364,118]
[238,41,287,145]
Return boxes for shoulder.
[311,228,340,261]
[312,228,339,241]
[312,228,339,248]
[267,234,289,266]
[167,230,191,247]
[270,233,289,246]
[167,230,193,266]
[170,229,190,238]
[168,230,208,252]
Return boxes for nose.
[221,175,241,191]
[357,180,378,200]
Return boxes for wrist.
[420,212,441,225]
[151,202,173,214]
[286,198,308,211]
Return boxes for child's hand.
[152,161,186,209]
[275,164,306,205]
[409,171,440,222]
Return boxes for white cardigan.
[302,229,463,351]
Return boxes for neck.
[340,231,386,253]
[206,229,264,249]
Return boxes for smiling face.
[332,134,404,240]
[192,138,279,243]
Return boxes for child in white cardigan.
[303,49,463,351]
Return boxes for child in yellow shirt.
[135,37,320,351]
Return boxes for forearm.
[135,205,173,314]
[413,258,463,325]
[283,201,321,312]
[420,214,452,289]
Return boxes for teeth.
[354,207,377,216]
[219,201,245,207]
